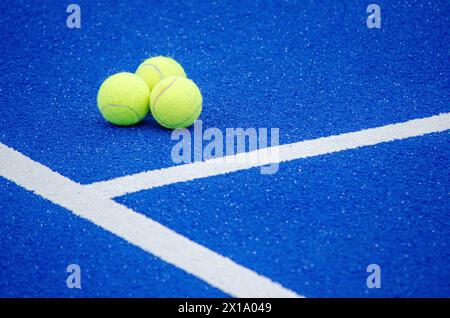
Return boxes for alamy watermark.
[367,4,381,29]
[66,4,81,29]
[171,121,280,174]
[66,264,81,289]
[366,264,381,288]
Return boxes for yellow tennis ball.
[97,72,150,126]
[135,56,187,92]
[150,76,202,129]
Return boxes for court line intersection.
[1,112,449,297]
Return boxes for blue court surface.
[0,0,449,297]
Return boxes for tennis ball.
[97,72,150,126]
[135,56,186,92]
[150,76,202,129]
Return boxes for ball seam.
[169,86,202,128]
[151,76,179,116]
[174,103,201,128]
[140,63,164,80]
[100,104,142,121]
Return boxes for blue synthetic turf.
[118,133,450,297]
[0,180,226,297]
[0,0,449,297]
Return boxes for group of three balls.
[97,56,202,129]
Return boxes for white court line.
[0,143,300,298]
[85,113,450,198]
[1,112,449,297]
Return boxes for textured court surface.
[0,0,449,297]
